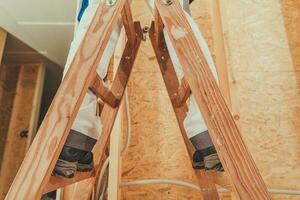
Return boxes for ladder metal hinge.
[163,0,173,6]
[142,26,150,41]
[106,0,117,6]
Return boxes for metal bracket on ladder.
[5,0,270,199]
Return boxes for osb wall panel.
[121,0,213,199]
[220,0,300,196]
[121,0,300,199]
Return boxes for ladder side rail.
[93,22,142,174]
[5,1,128,199]
[154,1,270,199]
[59,23,142,200]
[149,22,219,200]
[121,0,136,45]
[174,77,191,107]
[43,22,142,195]
[53,5,140,199]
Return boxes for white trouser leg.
[145,0,219,147]
[62,0,121,148]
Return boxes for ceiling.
[0,0,77,67]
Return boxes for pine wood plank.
[43,167,96,194]
[56,23,142,200]
[5,1,128,199]
[121,1,135,45]
[0,64,44,199]
[0,27,6,65]
[209,0,231,108]
[107,101,124,200]
[26,64,45,149]
[89,74,120,108]
[174,77,191,107]
[154,1,270,199]
[149,22,219,200]
[0,65,20,171]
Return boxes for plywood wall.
[0,64,45,199]
[121,1,212,199]
[121,0,300,199]
[219,0,300,199]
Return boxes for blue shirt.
[77,0,89,22]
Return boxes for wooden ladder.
[5,0,271,199]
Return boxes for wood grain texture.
[26,64,45,149]
[155,0,270,199]
[0,64,44,199]
[93,22,142,178]
[209,0,231,108]
[121,0,136,45]
[0,27,7,64]
[108,101,124,200]
[44,167,96,194]
[89,74,120,108]
[5,1,128,199]
[0,65,20,171]
[216,0,300,199]
[107,28,127,200]
[122,1,218,199]
[174,77,191,107]
[149,22,219,200]
[58,23,142,200]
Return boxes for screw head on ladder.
[106,0,117,6]
[163,0,172,5]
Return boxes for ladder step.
[89,74,120,108]
[174,77,191,107]
[43,166,97,194]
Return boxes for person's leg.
[159,0,223,171]
[182,4,223,171]
[54,0,122,178]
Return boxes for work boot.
[204,152,224,171]
[41,191,56,200]
[190,131,224,172]
[77,151,94,172]
[192,146,224,171]
[53,146,87,178]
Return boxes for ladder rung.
[174,77,191,107]
[207,171,231,190]
[43,166,97,194]
[89,74,120,108]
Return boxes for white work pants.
[63,0,219,151]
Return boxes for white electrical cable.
[121,90,132,156]
[96,89,132,199]
[95,89,300,198]
[95,157,109,197]
[121,179,300,196]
